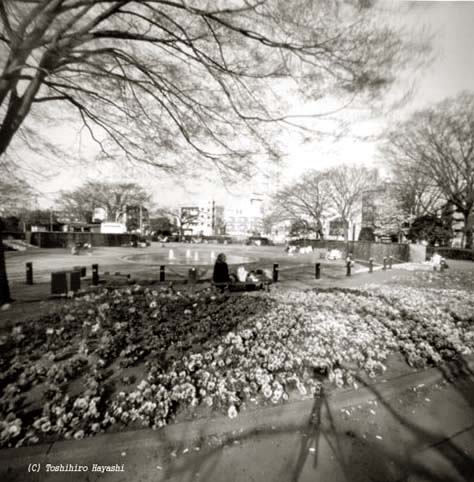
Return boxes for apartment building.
[224,197,264,239]
[180,200,224,236]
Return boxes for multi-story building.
[180,200,224,236]
[224,196,264,239]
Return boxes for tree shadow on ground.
[348,365,474,482]
[159,359,474,482]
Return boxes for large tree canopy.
[383,91,474,248]
[1,0,423,179]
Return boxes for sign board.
[100,222,126,234]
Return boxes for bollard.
[388,255,393,270]
[188,268,197,292]
[188,267,197,283]
[346,259,352,277]
[369,258,373,273]
[160,265,165,282]
[92,264,99,286]
[383,257,387,271]
[315,263,321,280]
[26,262,33,285]
[273,263,279,283]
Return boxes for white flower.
[8,423,21,437]
[262,385,272,399]
[227,405,238,419]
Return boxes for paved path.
[1,357,473,482]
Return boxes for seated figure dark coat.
[213,253,230,283]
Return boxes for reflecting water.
[123,250,254,265]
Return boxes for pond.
[122,248,255,266]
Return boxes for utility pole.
[139,205,143,233]
[49,210,53,232]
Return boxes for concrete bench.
[212,281,270,293]
[51,270,81,294]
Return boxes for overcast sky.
[23,0,474,210]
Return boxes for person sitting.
[213,253,230,290]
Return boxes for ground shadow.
[158,360,474,482]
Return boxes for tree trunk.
[464,211,473,249]
[343,220,349,242]
[0,235,13,305]
[316,219,324,240]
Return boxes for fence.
[28,232,138,248]
[290,239,410,264]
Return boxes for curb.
[1,356,473,470]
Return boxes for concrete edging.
[1,356,472,469]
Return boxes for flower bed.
[1,284,473,448]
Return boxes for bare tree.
[383,92,474,248]
[0,0,425,178]
[272,171,332,238]
[57,181,151,222]
[154,206,198,241]
[362,179,442,242]
[385,156,444,221]
[326,165,378,241]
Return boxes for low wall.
[29,232,138,248]
[348,241,409,264]
[290,239,410,264]
[426,246,474,262]
[409,244,427,263]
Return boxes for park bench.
[212,279,271,293]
